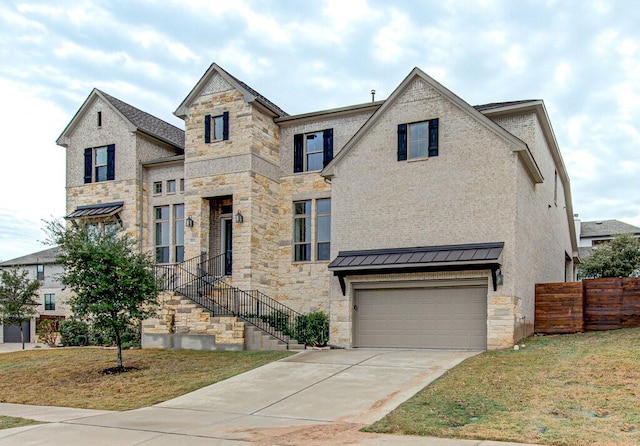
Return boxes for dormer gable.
[56,89,185,151]
[174,63,288,119]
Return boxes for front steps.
[244,324,305,351]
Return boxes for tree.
[578,233,640,278]
[46,220,159,372]
[0,268,40,349]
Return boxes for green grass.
[366,328,640,446]
[0,415,42,430]
[0,348,293,411]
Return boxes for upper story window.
[36,264,44,281]
[167,179,176,193]
[154,181,162,194]
[84,144,115,183]
[294,129,333,173]
[397,119,439,161]
[97,111,102,127]
[204,112,229,143]
[44,293,55,311]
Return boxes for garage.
[353,284,488,349]
[2,321,31,343]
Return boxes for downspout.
[138,161,144,253]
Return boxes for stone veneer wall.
[142,291,245,349]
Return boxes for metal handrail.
[155,252,303,347]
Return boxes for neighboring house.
[575,216,640,259]
[52,63,577,350]
[0,247,68,343]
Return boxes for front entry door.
[222,218,232,275]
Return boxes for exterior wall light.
[496,269,504,286]
[235,211,244,224]
[186,216,194,228]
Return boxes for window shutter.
[204,114,211,143]
[323,128,333,167]
[293,133,304,173]
[397,124,407,161]
[222,111,229,140]
[84,148,92,183]
[428,118,439,157]
[106,144,115,180]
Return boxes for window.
[167,179,176,193]
[154,181,163,194]
[97,111,102,127]
[397,119,439,161]
[294,201,311,261]
[44,294,55,311]
[179,178,185,192]
[204,112,229,143]
[174,204,185,263]
[84,145,115,183]
[155,206,170,263]
[294,129,333,173]
[155,204,184,264]
[554,169,558,205]
[36,264,44,281]
[316,199,331,261]
[293,198,331,262]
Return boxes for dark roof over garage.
[328,242,504,273]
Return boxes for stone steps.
[244,324,305,351]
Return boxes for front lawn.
[366,328,640,446]
[0,348,293,411]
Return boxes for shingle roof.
[0,247,62,267]
[98,90,185,149]
[223,70,288,118]
[473,100,540,112]
[581,220,640,238]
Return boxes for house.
[575,216,640,259]
[0,247,68,343]
[52,64,577,350]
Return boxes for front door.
[222,218,232,275]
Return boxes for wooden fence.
[535,277,640,334]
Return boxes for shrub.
[36,319,59,347]
[59,319,89,346]
[295,311,329,347]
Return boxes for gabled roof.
[0,247,62,267]
[321,67,543,184]
[581,220,640,238]
[57,89,185,150]
[174,63,288,119]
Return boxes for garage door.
[354,285,487,349]
[3,322,31,343]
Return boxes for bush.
[295,311,329,347]
[36,319,59,347]
[59,319,89,346]
[90,323,141,349]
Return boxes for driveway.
[0,348,524,445]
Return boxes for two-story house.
[51,63,578,350]
[0,247,68,343]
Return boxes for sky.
[0,0,639,261]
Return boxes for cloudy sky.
[0,0,639,261]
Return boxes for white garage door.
[354,284,487,349]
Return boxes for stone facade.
[52,64,578,351]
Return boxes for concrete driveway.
[0,348,538,445]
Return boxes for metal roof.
[328,242,504,272]
[65,202,124,219]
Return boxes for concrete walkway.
[0,348,538,445]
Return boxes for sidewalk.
[0,343,50,354]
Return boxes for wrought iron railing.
[154,252,303,347]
